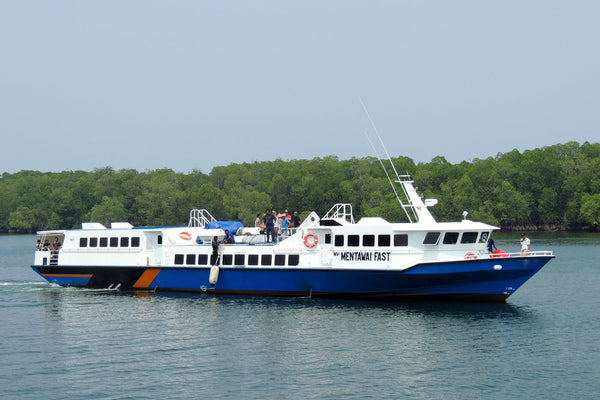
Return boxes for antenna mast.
[359,98,417,222]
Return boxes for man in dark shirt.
[211,236,220,265]
[263,209,276,243]
[291,211,301,228]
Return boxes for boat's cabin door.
[319,231,334,266]
[144,232,163,266]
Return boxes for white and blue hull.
[32,254,553,302]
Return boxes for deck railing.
[505,250,554,258]
[188,209,217,228]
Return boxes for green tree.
[83,196,129,227]
[580,193,600,226]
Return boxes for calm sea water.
[1,233,599,399]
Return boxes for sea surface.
[1,233,599,399]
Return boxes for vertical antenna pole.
[359,98,414,222]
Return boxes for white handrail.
[505,250,554,257]
[323,204,355,224]
[187,209,217,227]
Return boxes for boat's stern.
[31,265,94,287]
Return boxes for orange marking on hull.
[42,273,92,278]
[133,269,161,288]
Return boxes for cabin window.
[274,254,286,266]
[325,234,331,244]
[348,235,360,247]
[423,232,440,245]
[174,254,184,265]
[157,235,162,245]
[261,254,272,266]
[110,237,119,247]
[378,235,390,247]
[443,232,459,244]
[363,235,375,247]
[99,237,108,247]
[79,238,88,247]
[131,237,140,247]
[460,232,479,244]
[120,237,129,247]
[320,219,342,226]
[248,255,259,266]
[289,254,300,266]
[222,254,233,265]
[394,234,408,246]
[334,235,344,247]
[234,254,245,266]
[479,232,490,243]
[186,254,196,265]
[89,237,98,247]
[198,254,208,265]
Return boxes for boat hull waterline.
[32,255,553,302]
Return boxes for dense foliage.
[1,141,599,232]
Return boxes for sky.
[1,1,598,174]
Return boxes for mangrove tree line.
[1,141,599,232]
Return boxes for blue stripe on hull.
[144,257,551,298]
[32,256,552,301]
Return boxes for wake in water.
[0,280,50,287]
[0,280,125,291]
[0,280,55,291]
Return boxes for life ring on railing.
[179,231,192,241]
[303,233,318,248]
[464,252,478,260]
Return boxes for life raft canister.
[491,249,509,258]
[303,233,318,248]
[179,231,192,240]
[464,252,478,260]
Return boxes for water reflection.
[36,286,534,325]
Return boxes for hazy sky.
[1,1,598,174]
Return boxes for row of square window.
[79,237,141,248]
[175,253,300,267]
[424,231,489,245]
[328,232,488,246]
[329,234,408,247]
[76,231,487,250]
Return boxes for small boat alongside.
[31,173,554,302]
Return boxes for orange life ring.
[179,231,192,240]
[464,252,478,260]
[303,233,318,248]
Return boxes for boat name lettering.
[339,251,391,261]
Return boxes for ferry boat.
[31,174,554,302]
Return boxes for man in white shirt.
[520,233,530,256]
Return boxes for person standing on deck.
[487,236,497,253]
[520,233,530,256]
[52,237,61,251]
[263,209,276,243]
[281,214,290,237]
[292,211,301,228]
[211,236,220,265]
[254,213,264,232]
[273,211,280,240]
